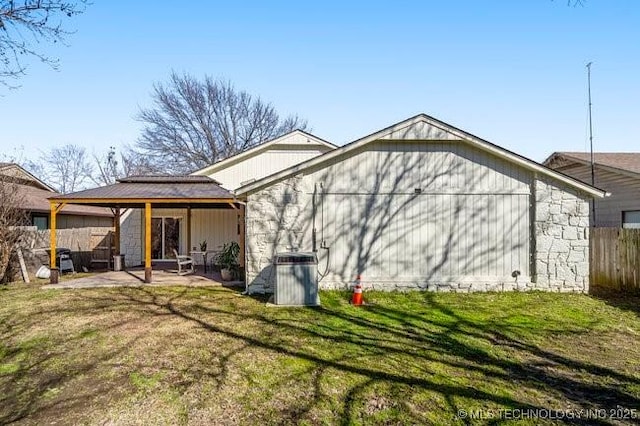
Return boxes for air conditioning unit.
[273,252,319,306]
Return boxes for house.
[114,130,334,267]
[48,115,606,292]
[234,114,606,294]
[0,162,113,229]
[543,152,640,228]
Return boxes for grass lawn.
[1,284,639,425]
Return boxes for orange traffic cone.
[352,275,363,306]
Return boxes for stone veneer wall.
[120,209,142,267]
[245,175,311,293]
[245,175,592,293]
[533,177,590,292]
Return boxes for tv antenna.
[586,61,596,224]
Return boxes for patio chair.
[172,249,194,275]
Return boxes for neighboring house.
[118,130,334,266]
[0,162,113,229]
[234,114,605,294]
[192,129,336,190]
[544,152,640,228]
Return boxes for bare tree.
[0,176,28,283]
[135,72,309,174]
[0,145,43,177]
[0,0,88,88]
[119,148,161,177]
[554,0,585,5]
[37,143,93,193]
[92,145,161,186]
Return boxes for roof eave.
[0,163,57,192]
[235,114,608,198]
[48,197,236,204]
[547,153,640,182]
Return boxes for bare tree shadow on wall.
[249,133,532,292]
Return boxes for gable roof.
[544,152,640,179]
[0,162,56,192]
[235,114,608,198]
[191,129,336,177]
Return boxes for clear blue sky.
[1,0,638,164]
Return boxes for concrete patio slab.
[41,269,244,289]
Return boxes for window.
[32,216,48,230]
[622,211,640,229]
[151,217,181,259]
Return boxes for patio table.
[189,250,219,273]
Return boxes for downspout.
[231,193,250,295]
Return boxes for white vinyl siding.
[210,147,330,190]
[549,163,640,227]
[305,140,532,285]
[308,141,530,194]
[194,130,335,187]
[190,209,238,251]
[315,193,529,284]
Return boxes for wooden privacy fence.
[19,227,114,274]
[590,227,640,295]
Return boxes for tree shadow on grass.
[0,288,205,420]
[591,292,640,318]
[0,318,144,424]
[2,286,639,425]
[80,288,640,424]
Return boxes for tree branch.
[134,72,308,174]
[0,0,88,88]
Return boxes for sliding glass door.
[151,217,181,260]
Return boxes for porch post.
[238,204,246,274]
[114,207,121,256]
[186,207,192,251]
[49,202,59,284]
[144,202,152,283]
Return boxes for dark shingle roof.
[117,175,221,184]
[15,183,113,216]
[50,175,234,203]
[554,152,640,175]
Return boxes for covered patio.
[47,176,245,284]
